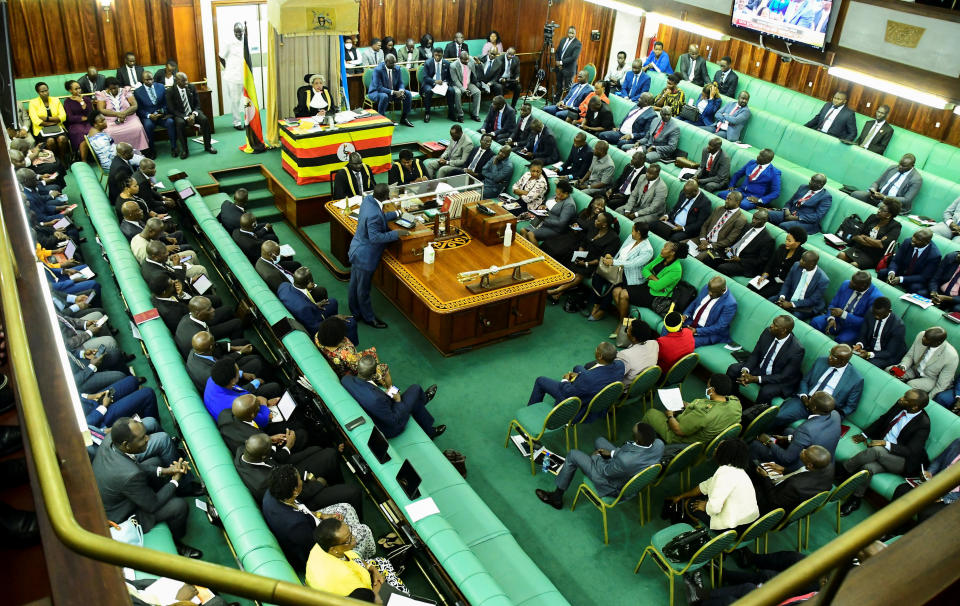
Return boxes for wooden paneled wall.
[654,25,960,146]
[8,0,203,82]
[358,0,616,90]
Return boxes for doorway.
[211,0,268,114]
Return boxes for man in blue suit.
[419,47,451,123]
[682,276,738,347]
[613,60,650,103]
[277,267,359,344]
[771,344,864,428]
[768,174,832,234]
[701,91,751,142]
[543,70,591,120]
[811,272,881,343]
[526,342,624,422]
[348,184,409,329]
[804,91,858,141]
[341,355,443,438]
[718,148,781,210]
[134,71,175,157]
[751,391,841,470]
[369,55,413,127]
[773,251,829,320]
[878,228,940,295]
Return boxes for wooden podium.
[326,200,572,355]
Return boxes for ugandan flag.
[239,26,265,154]
[279,112,394,184]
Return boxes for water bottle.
[541,451,551,473]
[423,242,435,264]
[503,222,513,247]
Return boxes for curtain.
[276,32,342,121]
[266,27,280,146]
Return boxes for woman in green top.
[610,239,686,324]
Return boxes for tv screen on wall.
[731,0,836,49]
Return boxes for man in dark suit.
[116,52,145,88]
[675,44,710,86]
[107,143,136,204]
[753,445,835,515]
[133,158,176,215]
[578,95,615,136]
[331,152,375,199]
[481,96,516,142]
[233,433,360,513]
[772,251,830,320]
[186,330,277,396]
[277,267,355,340]
[544,70,591,120]
[166,72,216,158]
[929,251,960,312]
[598,93,657,149]
[526,342,625,421]
[256,240,296,293]
[853,105,893,154]
[217,394,311,458]
[503,102,533,146]
[726,315,805,404]
[444,133,494,180]
[852,297,907,368]
[771,344,864,428]
[804,91,858,141]
[692,136,731,193]
[348,184,408,328]
[174,296,245,357]
[133,72,175,157]
[519,120,560,165]
[233,213,297,268]
[477,47,503,97]
[219,188,278,244]
[119,200,148,241]
[492,47,521,107]
[419,48,451,123]
[768,174,832,234]
[558,132,592,181]
[78,66,106,95]
[443,32,467,59]
[341,355,443,438]
[840,389,931,515]
[851,153,923,213]
[141,241,215,303]
[552,26,582,101]
[368,55,413,127]
[712,56,739,97]
[879,228,940,295]
[605,151,647,210]
[92,417,202,557]
[147,275,193,333]
[650,178,712,242]
[754,393,842,470]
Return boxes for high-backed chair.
[635,526,737,606]
[504,397,582,475]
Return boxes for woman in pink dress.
[95,76,149,151]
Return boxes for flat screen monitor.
[731,0,836,49]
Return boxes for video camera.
[543,21,560,44]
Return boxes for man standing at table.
[348,184,409,329]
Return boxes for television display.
[731,0,836,49]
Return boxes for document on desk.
[748,275,769,289]
[404,497,439,523]
[431,82,448,96]
[658,388,685,412]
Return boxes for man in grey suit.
[770,344,863,427]
[889,327,959,400]
[92,417,202,557]
[703,91,751,142]
[693,137,731,193]
[448,51,482,122]
[535,422,664,509]
[751,392,842,471]
[931,195,960,242]
[424,124,475,178]
[620,163,667,223]
[360,38,384,66]
[851,154,923,213]
[634,107,680,163]
[574,140,615,197]
[674,44,710,86]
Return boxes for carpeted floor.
[69,111,877,605]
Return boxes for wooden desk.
[326,201,573,354]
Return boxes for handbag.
[443,449,467,477]
[615,319,632,348]
[660,499,685,524]
[109,516,143,546]
[678,104,700,123]
[591,262,624,297]
[875,241,898,272]
[674,156,699,169]
[835,214,864,243]
[662,526,711,562]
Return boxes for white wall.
[200,0,221,116]
[607,12,644,72]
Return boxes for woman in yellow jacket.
[27,82,70,161]
[306,517,407,601]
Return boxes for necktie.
[653,122,664,139]
[795,190,814,206]
[631,74,640,97]
[147,85,156,105]
[885,411,907,435]
[731,105,740,115]
[387,69,393,89]
[467,150,482,171]
[862,122,881,148]
[692,298,711,326]
[820,106,840,133]
[793,270,811,301]
[907,249,920,274]
[844,291,862,312]
[759,339,779,373]
[871,319,883,347]
[642,182,650,194]
[813,368,837,394]
[181,88,191,113]
[534,134,540,152]
[128,66,136,85]
[707,211,731,241]
[749,164,763,180]
[496,111,502,130]
[942,265,960,296]
[485,60,492,75]
[881,172,902,195]
[619,170,636,194]
[559,40,567,60]
[706,153,715,172]
[462,64,470,86]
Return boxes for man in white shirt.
[219,23,247,130]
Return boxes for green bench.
[174,172,568,606]
[71,163,301,586]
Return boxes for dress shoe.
[170,148,180,157]
[364,318,388,329]
[234,125,244,131]
[424,114,431,123]
[176,542,203,559]
[431,425,446,439]
[535,488,562,510]
[0,457,28,486]
[455,116,464,123]
[840,497,862,517]
[205,146,218,155]
[471,115,481,122]
[400,118,414,127]
[0,425,23,457]
[136,376,148,385]
[0,503,39,546]
[122,353,136,363]
[176,481,206,497]
[424,384,438,403]
[180,149,189,159]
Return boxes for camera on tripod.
[543,21,560,45]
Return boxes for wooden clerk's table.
[326,200,574,355]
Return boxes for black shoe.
[840,497,862,517]
[424,384,438,403]
[234,125,244,131]
[176,481,206,497]
[365,318,388,329]
[180,149,189,159]
[424,114,431,123]
[122,353,136,363]
[455,116,464,123]
[0,457,28,486]
[400,118,414,127]
[0,426,23,457]
[205,146,218,155]
[176,543,203,559]
[170,148,180,157]
[730,547,753,569]
[471,115,481,122]
[136,376,148,385]
[535,488,562,510]
[0,503,39,546]
[431,425,446,439]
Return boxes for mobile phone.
[345,416,366,431]
[95,344,106,357]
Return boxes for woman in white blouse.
[294,74,338,118]
[670,439,760,533]
[512,160,548,214]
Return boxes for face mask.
[705,388,712,399]
[344,42,353,49]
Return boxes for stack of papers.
[278,244,296,258]
[542,168,558,178]
[335,110,362,124]
[748,275,769,289]
[657,388,685,412]
[432,82,448,96]
[900,293,934,309]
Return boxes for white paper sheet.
[192,274,213,294]
[748,275,769,289]
[431,82,448,96]
[404,497,440,523]
[277,390,298,421]
[278,244,296,258]
[658,388,685,412]
[687,240,700,258]
[571,250,588,262]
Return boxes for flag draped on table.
[240,27,266,154]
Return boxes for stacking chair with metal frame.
[504,396,581,475]
[740,405,781,443]
[571,463,661,544]
[583,62,597,85]
[700,424,743,464]
[635,525,737,606]
[764,491,831,551]
[84,134,106,186]
[823,470,871,533]
[660,352,699,389]
[651,442,704,514]
[716,508,785,585]
[570,381,624,448]
[610,365,661,439]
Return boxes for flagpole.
[340,35,350,110]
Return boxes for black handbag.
[835,214,864,243]
[678,104,701,123]
[660,499,685,524]
[662,527,711,562]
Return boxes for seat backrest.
[614,464,662,505]
[780,491,830,528]
[663,352,699,387]
[626,365,662,402]
[735,508,785,546]
[362,68,373,92]
[690,530,738,568]
[545,397,583,431]
[585,381,625,419]
[828,470,870,504]
[741,405,781,443]
[661,442,704,478]
[703,424,742,460]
